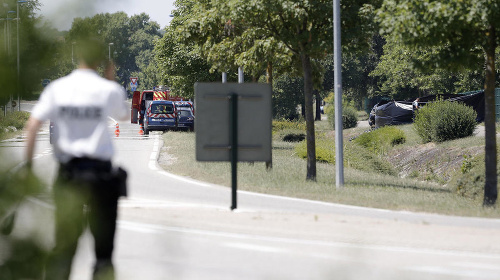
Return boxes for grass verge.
[159,120,500,218]
[0,111,30,141]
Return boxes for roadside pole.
[238,67,244,84]
[230,93,238,210]
[334,0,344,188]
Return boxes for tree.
[322,35,384,110]
[0,0,64,101]
[370,38,461,100]
[272,74,304,120]
[210,0,334,181]
[154,0,220,98]
[67,12,162,89]
[231,0,381,180]
[168,0,380,181]
[377,0,500,206]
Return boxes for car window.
[179,110,192,117]
[151,104,174,114]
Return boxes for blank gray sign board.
[195,82,272,162]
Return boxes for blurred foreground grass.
[159,121,500,218]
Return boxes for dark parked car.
[177,109,194,131]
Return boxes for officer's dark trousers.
[45,159,117,280]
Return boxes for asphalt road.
[2,102,500,280]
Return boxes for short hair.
[76,37,107,67]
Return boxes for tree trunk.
[483,25,498,207]
[315,90,322,121]
[301,53,316,181]
[266,62,273,85]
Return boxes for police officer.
[25,37,128,280]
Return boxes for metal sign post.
[333,0,344,188]
[230,93,238,210]
[195,83,272,210]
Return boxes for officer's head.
[76,37,107,69]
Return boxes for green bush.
[353,126,406,154]
[273,128,305,142]
[0,111,30,131]
[294,136,334,163]
[283,133,305,142]
[414,100,477,143]
[326,105,358,130]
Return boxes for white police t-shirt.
[31,69,129,163]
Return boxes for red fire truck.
[131,90,185,125]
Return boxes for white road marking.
[451,262,500,271]
[119,197,228,211]
[117,220,500,260]
[224,242,288,254]
[148,135,213,188]
[405,265,500,279]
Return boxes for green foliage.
[343,106,359,129]
[0,167,46,278]
[0,238,47,279]
[376,0,490,70]
[353,126,406,154]
[345,141,396,175]
[450,152,499,201]
[0,1,64,101]
[461,155,473,174]
[163,0,383,180]
[369,38,463,99]
[282,132,306,142]
[0,167,44,215]
[322,42,383,108]
[0,112,30,132]
[67,12,162,90]
[326,104,358,130]
[272,74,304,120]
[155,18,220,98]
[295,136,335,163]
[272,120,306,142]
[272,120,306,132]
[177,0,335,77]
[414,100,477,143]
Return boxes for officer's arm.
[25,117,43,169]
